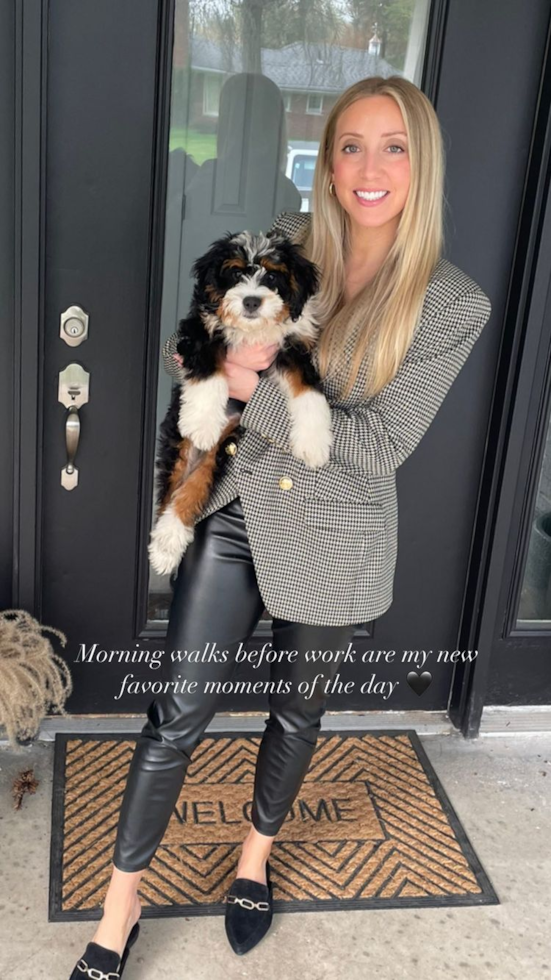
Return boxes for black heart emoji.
[407,670,432,695]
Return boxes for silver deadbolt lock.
[58,364,90,490]
[60,305,89,346]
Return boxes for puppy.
[148,229,332,576]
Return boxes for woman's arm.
[239,286,492,476]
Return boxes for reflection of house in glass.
[175,38,400,141]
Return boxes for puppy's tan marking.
[260,259,288,274]
[170,415,241,526]
[274,302,291,323]
[282,365,311,397]
[221,258,246,271]
[160,440,192,511]
[217,302,249,328]
[171,450,217,526]
[205,284,223,302]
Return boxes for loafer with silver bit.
[68,921,140,979]
[224,860,274,955]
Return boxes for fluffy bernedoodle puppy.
[148,228,332,576]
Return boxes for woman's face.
[331,95,411,235]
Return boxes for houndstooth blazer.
[161,211,492,626]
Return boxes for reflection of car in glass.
[285,146,318,212]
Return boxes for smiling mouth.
[354,190,390,199]
[353,191,391,209]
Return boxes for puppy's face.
[191,230,319,335]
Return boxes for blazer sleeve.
[239,285,492,476]
[159,210,307,381]
[161,331,185,381]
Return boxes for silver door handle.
[63,407,80,489]
[58,364,90,490]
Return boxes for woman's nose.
[357,150,381,177]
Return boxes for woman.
[69,75,492,975]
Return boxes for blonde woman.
[69,75,491,975]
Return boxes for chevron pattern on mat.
[49,730,498,918]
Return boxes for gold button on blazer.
[161,211,492,626]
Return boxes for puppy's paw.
[178,375,229,449]
[291,433,332,468]
[289,390,332,468]
[148,504,195,575]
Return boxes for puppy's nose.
[243,296,262,314]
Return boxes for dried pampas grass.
[0,609,73,750]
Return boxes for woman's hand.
[222,361,260,401]
[224,341,279,400]
[172,341,279,403]
[225,341,280,371]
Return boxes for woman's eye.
[342,143,405,154]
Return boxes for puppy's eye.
[225,267,242,282]
[263,272,277,286]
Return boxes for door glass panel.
[517,408,551,627]
[148,0,432,624]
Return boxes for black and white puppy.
[148,229,332,576]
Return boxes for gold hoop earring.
[329,180,336,197]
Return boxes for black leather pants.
[113,496,357,873]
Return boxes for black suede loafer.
[224,860,273,955]
[69,921,140,979]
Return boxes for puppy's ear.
[190,232,234,291]
[287,246,320,321]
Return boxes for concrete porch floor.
[0,724,549,980]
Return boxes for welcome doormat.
[49,730,498,920]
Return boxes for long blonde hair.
[300,75,446,400]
